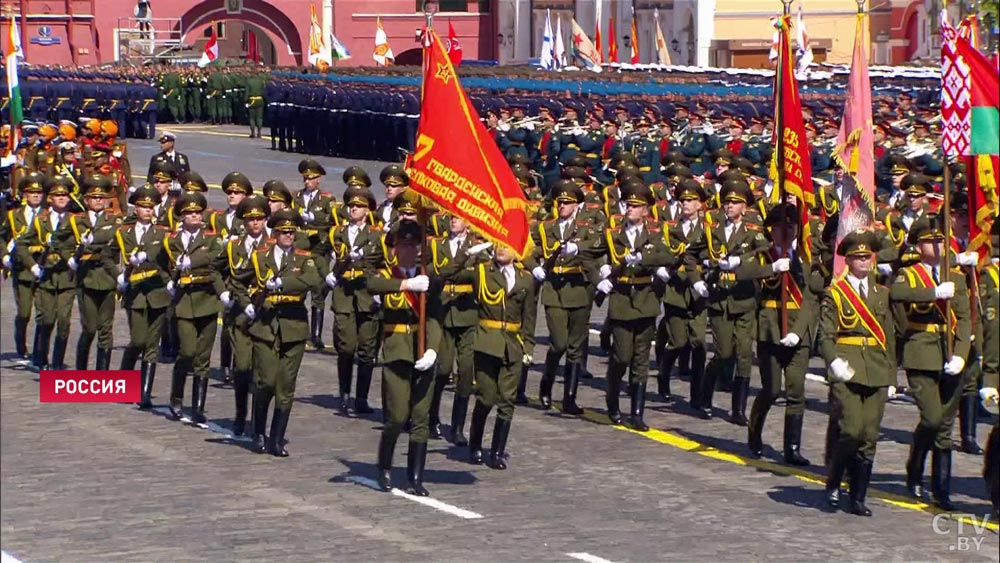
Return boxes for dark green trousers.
[249,106,264,128]
[232,324,255,373]
[907,369,963,450]
[333,311,380,363]
[253,337,305,410]
[439,325,476,397]
[177,315,217,381]
[382,360,434,444]
[754,341,809,416]
[125,306,166,364]
[662,306,708,350]
[545,305,591,365]
[609,317,656,385]
[14,278,35,321]
[706,310,755,381]
[831,382,888,461]
[35,286,74,339]
[474,351,520,421]
[77,287,115,348]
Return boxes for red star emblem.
[573,33,584,47]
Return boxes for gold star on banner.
[435,63,452,84]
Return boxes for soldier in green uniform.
[219,70,234,125]
[185,70,203,123]
[245,71,266,138]
[3,173,47,364]
[222,195,270,436]
[892,215,972,511]
[18,175,75,371]
[161,72,185,123]
[243,209,320,456]
[595,183,677,430]
[819,229,895,517]
[116,186,171,408]
[205,70,224,125]
[210,172,252,383]
[324,185,383,416]
[978,225,999,518]
[367,221,442,496]
[164,192,223,424]
[66,175,122,370]
[295,159,337,350]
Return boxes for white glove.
[265,277,283,290]
[877,263,894,276]
[401,274,429,293]
[979,387,999,406]
[522,122,535,131]
[414,349,438,371]
[532,266,547,281]
[349,247,364,261]
[934,282,955,300]
[116,273,128,291]
[779,333,801,347]
[81,232,94,246]
[830,357,855,383]
[655,267,670,282]
[30,264,43,279]
[597,279,614,294]
[562,241,579,257]
[67,257,78,272]
[692,281,709,298]
[943,355,965,375]
[1,255,10,270]
[467,241,493,255]
[244,304,256,320]
[522,353,532,365]
[130,250,147,266]
[300,211,315,223]
[5,239,13,253]
[325,271,338,289]
[220,290,233,308]
[957,252,978,266]
[176,255,191,271]
[719,256,741,271]
[771,257,791,273]
[383,222,393,233]
[624,252,643,266]
[599,264,612,279]
[166,280,176,298]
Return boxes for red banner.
[407,29,531,259]
[40,370,140,402]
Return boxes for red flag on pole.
[446,20,463,66]
[629,12,639,64]
[246,29,260,64]
[198,24,219,68]
[407,29,531,258]
[607,16,618,63]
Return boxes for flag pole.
[417,0,437,357]
[943,162,954,358]
[778,0,792,337]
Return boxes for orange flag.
[407,29,532,259]
[607,16,618,63]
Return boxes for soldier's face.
[25,192,44,207]
[182,210,203,230]
[494,245,514,265]
[770,224,796,248]
[908,194,925,211]
[160,140,174,152]
[449,216,468,235]
[227,191,247,208]
[49,194,70,211]
[245,217,265,236]
[557,200,578,220]
[348,204,368,222]
[723,199,745,220]
[846,253,873,277]
[303,176,321,191]
[625,203,646,223]
[730,126,743,138]
[386,185,405,200]
[154,179,171,196]
[276,230,296,248]
[85,195,106,212]
[681,198,702,218]
[135,205,154,222]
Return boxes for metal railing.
[115,17,184,63]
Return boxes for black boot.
[688,346,706,409]
[579,345,593,379]
[515,365,529,404]
[354,362,375,414]
[377,433,396,491]
[561,363,584,415]
[232,370,251,436]
[905,431,932,499]
[824,444,851,509]
[488,418,511,470]
[190,376,208,424]
[698,359,718,419]
[657,349,679,403]
[267,408,291,457]
[30,324,53,371]
[119,346,140,372]
[848,455,874,516]
[309,306,326,350]
[606,363,624,425]
[75,334,94,370]
[783,413,811,466]
[628,382,650,431]
[931,448,955,511]
[429,374,447,439]
[13,317,29,361]
[538,355,558,409]
[219,334,233,384]
[51,335,68,369]
[168,364,186,420]
[337,354,354,415]
[406,442,430,496]
[95,347,112,371]
[959,395,984,455]
[139,361,156,409]
[450,394,470,446]
[730,378,749,427]
[468,400,489,465]
[747,417,764,458]
[251,390,271,454]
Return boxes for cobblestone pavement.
[1,126,997,562]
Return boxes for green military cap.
[45,175,75,197]
[128,185,162,208]
[561,166,590,183]
[764,202,800,228]
[510,163,535,188]
[18,172,46,194]
[263,180,293,205]
[731,156,755,174]
[614,162,641,180]
[344,185,377,209]
[150,160,177,182]
[268,208,304,231]
[380,164,410,187]
[906,214,946,245]
[508,153,534,167]
[720,179,754,205]
[180,171,208,193]
[221,171,253,195]
[298,158,326,179]
[237,194,269,220]
[395,188,421,214]
[713,148,736,166]
[564,154,588,169]
[343,166,372,188]
[717,168,746,185]
[610,150,639,167]
[674,178,708,202]
[83,174,112,198]
[174,192,207,215]
[551,179,585,203]
[887,154,911,176]
[836,228,880,257]
[901,173,931,196]
[386,219,423,246]
[621,179,655,207]
[664,163,693,180]
[660,150,689,167]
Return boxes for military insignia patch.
[987,307,997,321]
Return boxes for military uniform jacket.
[661,218,706,311]
[457,261,535,362]
[116,221,171,310]
[147,151,190,183]
[599,221,676,320]
[164,229,225,319]
[209,208,245,240]
[14,209,75,290]
[222,233,272,328]
[530,217,601,308]
[689,218,770,315]
[891,263,973,369]
[366,268,444,364]
[818,273,897,388]
[739,247,818,344]
[979,263,999,388]
[293,189,338,253]
[63,210,123,291]
[3,206,45,280]
[246,244,320,344]
[328,221,383,315]
[429,234,489,327]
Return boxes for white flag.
[373,16,394,66]
[554,15,566,69]
[796,4,814,72]
[540,9,555,70]
[654,8,672,65]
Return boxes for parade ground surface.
[1,125,998,562]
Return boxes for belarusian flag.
[5,12,24,155]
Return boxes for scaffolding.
[115,17,188,64]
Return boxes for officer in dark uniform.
[146,132,191,184]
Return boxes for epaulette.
[254,242,272,253]
[204,229,217,236]
[664,220,677,226]
[369,225,381,232]
[647,225,661,233]
[873,222,887,230]
[169,231,180,238]
[294,249,311,256]
[319,191,333,199]
[745,222,761,231]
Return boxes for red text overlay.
[40,371,141,402]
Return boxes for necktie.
[137,225,146,242]
[932,266,940,284]
[859,280,867,300]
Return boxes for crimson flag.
[446,20,462,66]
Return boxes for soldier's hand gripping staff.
[891,215,972,511]
[163,192,225,425]
[115,186,172,409]
[818,229,896,517]
[245,209,321,457]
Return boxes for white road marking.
[567,552,617,563]
[150,407,251,441]
[346,476,484,519]
[1,550,24,563]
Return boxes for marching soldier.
[211,172,253,383]
[979,223,999,518]
[116,186,171,408]
[294,158,337,350]
[324,185,382,416]
[367,221,441,495]
[3,173,47,364]
[243,209,320,456]
[819,229,895,517]
[893,215,972,511]
[374,164,410,228]
[66,175,122,370]
[245,71,267,139]
[164,192,223,424]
